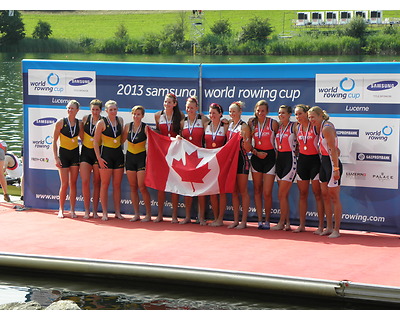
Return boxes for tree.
[0,10,25,45]
[115,23,128,40]
[210,19,232,36]
[239,16,273,43]
[343,16,368,39]
[32,20,52,39]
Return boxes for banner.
[145,129,240,196]
[22,60,400,235]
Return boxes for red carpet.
[1,202,399,288]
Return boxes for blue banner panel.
[22,60,400,235]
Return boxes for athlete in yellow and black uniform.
[99,116,124,169]
[81,114,104,165]
[126,121,147,171]
[58,117,80,168]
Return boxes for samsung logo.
[33,117,58,126]
[367,81,398,91]
[68,77,93,86]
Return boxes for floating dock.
[0,197,399,305]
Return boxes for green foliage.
[32,20,52,39]
[342,16,368,38]
[364,34,400,54]
[0,10,25,45]
[267,35,362,55]
[239,16,273,43]
[210,19,232,36]
[115,23,128,40]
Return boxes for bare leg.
[57,167,70,218]
[69,165,79,218]
[155,191,165,222]
[127,170,141,221]
[112,168,124,219]
[80,162,93,218]
[99,168,112,221]
[181,196,193,224]
[171,193,179,223]
[137,170,152,222]
[311,179,324,235]
[92,164,101,218]
[294,180,309,232]
[236,174,250,229]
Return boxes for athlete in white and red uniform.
[154,93,185,223]
[205,103,229,227]
[294,104,324,234]
[271,105,297,231]
[180,96,209,225]
[308,106,343,239]
[248,100,278,230]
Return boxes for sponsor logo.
[33,117,57,126]
[31,157,50,162]
[68,77,93,86]
[345,172,367,179]
[336,129,359,137]
[28,69,96,98]
[32,136,52,149]
[372,172,394,182]
[364,126,393,142]
[356,153,392,162]
[367,81,398,91]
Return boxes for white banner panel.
[28,69,96,97]
[315,73,400,104]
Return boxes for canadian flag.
[145,129,240,196]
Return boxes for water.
[1,52,400,309]
[0,270,395,310]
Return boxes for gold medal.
[212,142,216,148]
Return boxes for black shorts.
[80,145,98,166]
[276,151,296,182]
[320,155,343,187]
[59,147,80,168]
[296,153,320,181]
[100,146,124,169]
[237,149,250,175]
[251,148,276,174]
[126,151,146,172]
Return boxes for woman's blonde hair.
[308,106,329,120]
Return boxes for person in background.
[93,100,125,221]
[308,106,343,238]
[0,140,10,202]
[179,96,209,225]
[121,105,152,222]
[271,105,297,231]
[4,151,23,182]
[205,103,229,227]
[80,99,103,219]
[52,100,81,218]
[226,101,252,229]
[248,100,278,230]
[154,93,185,223]
[293,104,324,234]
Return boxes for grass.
[20,10,400,41]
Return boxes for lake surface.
[1,51,400,157]
[1,52,399,310]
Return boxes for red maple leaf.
[171,150,211,192]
